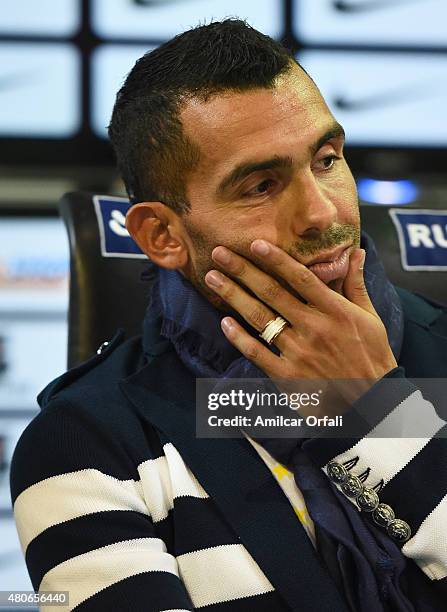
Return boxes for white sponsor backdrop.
[0,516,34,593]
[2,0,447,148]
[91,45,154,138]
[0,320,68,411]
[298,50,447,147]
[0,218,69,600]
[91,0,284,40]
[0,0,80,37]
[0,219,69,313]
[0,44,81,138]
[294,0,447,47]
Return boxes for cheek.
[203,207,281,251]
[183,214,254,262]
[230,206,282,241]
[331,164,359,219]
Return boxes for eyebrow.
[309,122,345,157]
[216,121,345,197]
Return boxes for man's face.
[177,65,360,309]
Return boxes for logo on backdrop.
[93,195,146,259]
[332,0,419,14]
[389,208,447,271]
[132,0,191,5]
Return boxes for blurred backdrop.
[1,0,447,605]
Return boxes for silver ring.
[259,316,289,345]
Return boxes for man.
[10,19,447,612]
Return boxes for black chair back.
[59,192,157,368]
[360,204,447,306]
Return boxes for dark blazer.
[9,287,447,611]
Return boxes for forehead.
[180,68,335,175]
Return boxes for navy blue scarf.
[143,231,417,612]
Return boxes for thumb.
[343,248,375,313]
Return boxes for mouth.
[305,244,352,284]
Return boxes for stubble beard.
[181,217,361,312]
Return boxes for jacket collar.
[120,347,348,612]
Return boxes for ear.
[125,201,189,269]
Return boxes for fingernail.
[221,317,233,333]
[251,240,270,256]
[205,270,224,288]
[359,249,366,270]
[212,246,231,265]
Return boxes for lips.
[306,245,352,283]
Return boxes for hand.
[204,240,398,405]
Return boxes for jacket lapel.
[120,348,348,612]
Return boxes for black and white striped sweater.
[10,287,447,611]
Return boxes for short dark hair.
[108,19,300,214]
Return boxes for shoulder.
[10,330,164,505]
[37,329,145,410]
[396,286,447,376]
[396,286,447,332]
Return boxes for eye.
[315,154,342,172]
[244,179,276,197]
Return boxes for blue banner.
[389,209,447,271]
[93,195,146,259]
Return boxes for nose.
[289,173,338,238]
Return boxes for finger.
[250,239,347,314]
[211,245,310,326]
[220,316,283,375]
[204,269,293,353]
[342,248,376,315]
